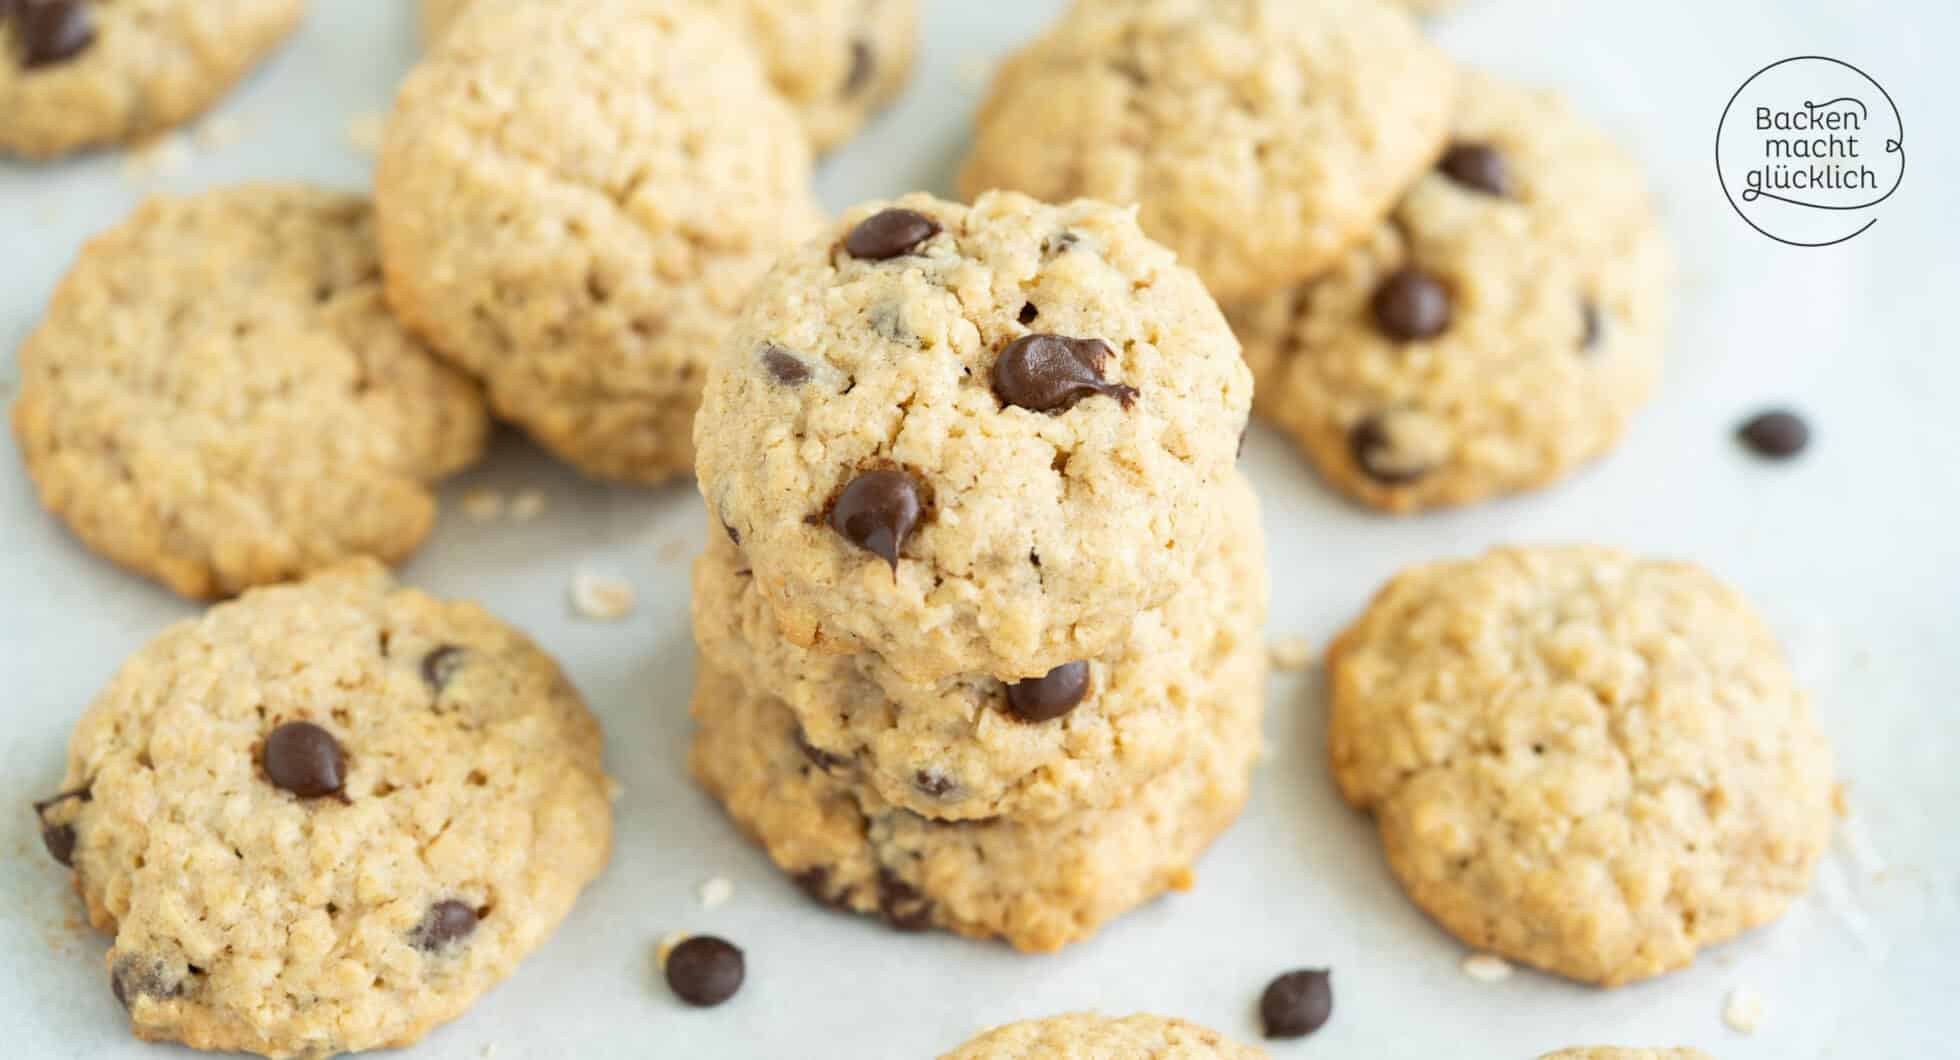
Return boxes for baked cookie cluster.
[688,191,1268,951]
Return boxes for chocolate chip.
[110,954,179,1010]
[1580,301,1603,351]
[793,727,851,771]
[992,334,1137,413]
[1018,303,1039,325]
[914,770,956,798]
[41,823,75,866]
[844,208,941,261]
[722,521,740,545]
[1439,141,1511,197]
[262,721,346,798]
[828,469,924,570]
[1004,662,1090,723]
[14,0,94,69]
[412,900,479,951]
[421,645,463,693]
[1261,968,1333,1039]
[793,866,850,910]
[761,345,810,385]
[1371,267,1451,341]
[843,39,874,96]
[665,936,744,1007]
[1348,414,1433,486]
[1738,409,1810,459]
[876,868,933,931]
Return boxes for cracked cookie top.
[693,191,1252,683]
[376,0,822,483]
[33,560,614,1058]
[1328,546,1834,986]
[958,0,1455,303]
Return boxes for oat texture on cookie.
[32,560,614,1058]
[10,184,490,599]
[418,0,919,152]
[939,1012,1266,1059]
[693,191,1252,683]
[1229,71,1670,513]
[959,0,1455,304]
[1327,546,1834,986]
[376,0,822,484]
[0,0,304,158]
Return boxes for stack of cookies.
[687,190,1267,951]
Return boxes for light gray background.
[2,2,1955,1057]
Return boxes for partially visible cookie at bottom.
[33,559,614,1058]
[1327,546,1834,986]
[688,643,1264,952]
[1538,1050,1713,1060]
[940,1012,1265,1059]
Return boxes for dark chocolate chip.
[41,823,75,867]
[793,866,850,910]
[793,727,851,772]
[761,345,810,385]
[262,721,346,798]
[110,954,179,1011]
[992,334,1137,413]
[843,39,874,97]
[665,936,745,1007]
[1042,231,1079,258]
[1371,267,1451,341]
[412,900,479,951]
[1004,661,1090,723]
[1018,303,1039,325]
[876,868,933,932]
[1348,414,1433,486]
[1261,968,1333,1039]
[722,521,740,545]
[15,0,95,69]
[1438,141,1511,197]
[421,645,463,693]
[844,208,941,260]
[1580,301,1603,351]
[913,770,956,798]
[828,468,924,570]
[1738,409,1810,459]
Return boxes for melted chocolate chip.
[761,345,811,385]
[421,645,464,693]
[110,954,180,1011]
[1738,409,1810,459]
[1018,302,1039,325]
[41,823,75,866]
[262,721,346,798]
[843,39,875,96]
[412,900,479,951]
[1371,267,1452,341]
[793,866,850,910]
[794,727,851,771]
[1261,968,1333,1039]
[828,469,924,570]
[844,208,941,260]
[1347,414,1434,486]
[914,770,956,798]
[665,936,745,1007]
[13,0,95,69]
[876,868,933,931]
[1580,301,1603,351]
[992,334,1137,413]
[1004,662,1090,723]
[1438,141,1511,197]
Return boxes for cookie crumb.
[699,876,733,910]
[1268,635,1315,672]
[655,932,689,969]
[1460,953,1512,982]
[345,111,386,157]
[509,489,547,522]
[1723,986,1765,1033]
[122,134,191,183]
[570,570,636,620]
[462,488,505,522]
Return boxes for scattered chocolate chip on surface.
[1003,661,1091,722]
[1261,968,1333,1039]
[665,936,745,1007]
[1438,141,1511,197]
[1738,409,1810,459]
[262,721,346,798]
[1371,267,1452,341]
[992,334,1137,413]
[828,468,924,569]
[844,208,941,260]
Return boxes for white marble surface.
[2,2,1955,1056]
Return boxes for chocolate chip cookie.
[958,0,1454,303]
[1229,72,1670,513]
[693,191,1251,684]
[688,629,1264,952]
[418,0,918,152]
[1328,546,1835,986]
[940,1013,1265,1059]
[0,0,303,158]
[377,0,822,483]
[32,559,614,1057]
[11,184,489,599]
[692,471,1266,822]
[1540,1051,1712,1060]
